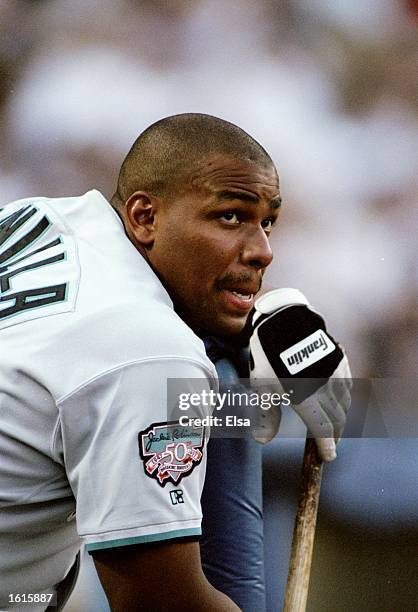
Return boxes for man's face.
[147,154,281,336]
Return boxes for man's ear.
[124,191,159,246]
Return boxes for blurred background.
[1,0,416,610]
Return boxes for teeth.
[232,291,253,300]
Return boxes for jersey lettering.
[0,202,76,325]
[0,284,67,319]
[0,206,50,265]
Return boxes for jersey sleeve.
[55,358,216,552]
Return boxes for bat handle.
[283,437,323,612]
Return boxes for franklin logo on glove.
[281,329,336,374]
[250,288,352,461]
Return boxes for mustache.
[215,273,263,292]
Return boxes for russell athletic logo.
[280,329,336,374]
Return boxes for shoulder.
[42,299,216,400]
[0,190,118,242]
[0,190,99,219]
[80,299,211,366]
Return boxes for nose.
[240,225,273,269]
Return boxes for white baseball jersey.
[0,190,217,610]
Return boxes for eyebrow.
[216,189,282,209]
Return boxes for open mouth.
[231,291,253,302]
[222,288,255,312]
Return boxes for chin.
[181,304,249,338]
[206,315,248,337]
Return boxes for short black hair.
[113,113,274,205]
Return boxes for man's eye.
[262,218,275,232]
[220,212,240,224]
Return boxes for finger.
[315,436,337,462]
[315,376,351,440]
[252,405,282,444]
[329,377,352,414]
[317,394,346,442]
[292,400,334,444]
[293,395,337,460]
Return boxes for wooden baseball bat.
[283,437,323,612]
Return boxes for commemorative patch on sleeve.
[138,421,205,487]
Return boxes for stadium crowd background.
[0,1,417,610]
[1,0,417,380]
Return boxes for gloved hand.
[249,288,352,461]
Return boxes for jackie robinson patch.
[138,421,204,487]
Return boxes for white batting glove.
[249,288,352,461]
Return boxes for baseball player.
[0,113,280,611]
[0,113,350,611]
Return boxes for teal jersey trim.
[85,527,201,552]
